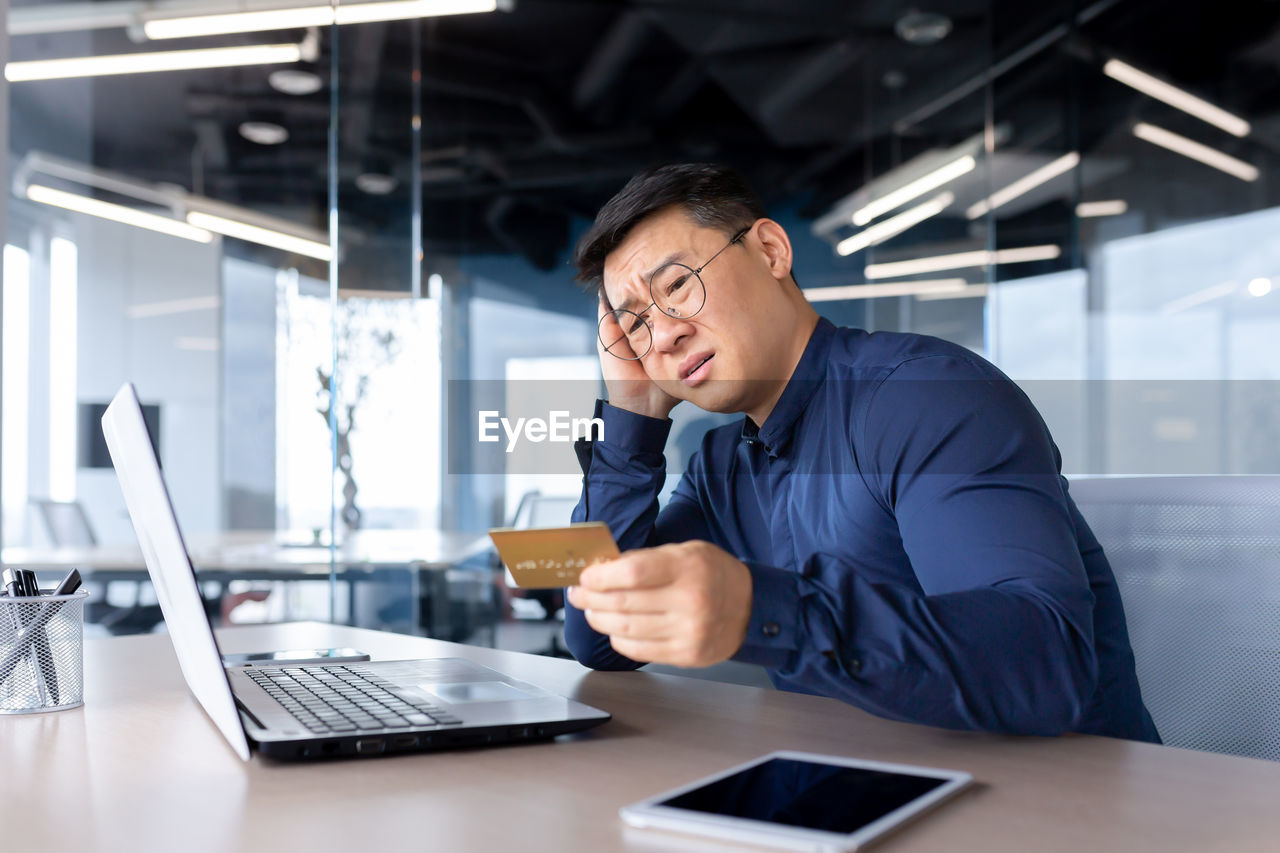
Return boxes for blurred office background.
[2,1,1278,649]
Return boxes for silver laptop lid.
[102,383,252,761]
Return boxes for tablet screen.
[656,757,947,834]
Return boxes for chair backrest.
[508,491,579,531]
[33,499,98,547]
[1068,476,1280,761]
[501,491,581,589]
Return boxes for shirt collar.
[739,318,835,456]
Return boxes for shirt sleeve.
[563,399,715,670]
[735,356,1100,735]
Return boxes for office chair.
[32,499,165,635]
[1069,476,1280,761]
[499,490,579,658]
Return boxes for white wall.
[72,215,223,543]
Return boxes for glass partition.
[4,0,1278,647]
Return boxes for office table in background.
[1,530,493,635]
[3,622,1279,853]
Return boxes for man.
[564,163,1159,741]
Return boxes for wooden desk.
[4,622,1279,853]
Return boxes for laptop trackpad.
[421,681,536,704]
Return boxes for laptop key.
[403,713,437,726]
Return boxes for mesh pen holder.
[0,589,89,714]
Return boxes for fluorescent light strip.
[864,245,1061,279]
[26,185,214,243]
[1104,59,1249,138]
[187,211,333,261]
[126,295,222,319]
[837,192,953,257]
[1161,281,1238,315]
[144,0,499,39]
[49,237,78,503]
[966,152,1080,220]
[852,156,976,226]
[914,284,989,301]
[6,43,302,82]
[803,279,968,302]
[1133,122,1258,182]
[1076,199,1128,218]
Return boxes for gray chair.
[33,499,97,547]
[499,491,581,657]
[1069,476,1280,761]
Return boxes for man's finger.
[578,551,672,590]
[583,609,674,641]
[567,585,665,614]
[607,635,671,664]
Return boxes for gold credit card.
[489,522,620,589]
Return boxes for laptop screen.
[102,382,252,761]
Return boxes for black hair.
[573,163,766,293]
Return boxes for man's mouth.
[680,353,714,385]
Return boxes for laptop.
[101,382,610,761]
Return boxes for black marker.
[19,570,60,703]
[0,569,82,693]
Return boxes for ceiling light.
[126,296,222,320]
[356,173,398,196]
[803,279,968,302]
[143,0,500,40]
[864,245,1061,279]
[1077,200,1128,218]
[895,11,952,45]
[1133,122,1258,182]
[239,121,289,145]
[1161,281,1238,314]
[852,155,975,226]
[966,152,1080,219]
[836,192,953,256]
[268,69,323,96]
[5,43,303,82]
[186,211,333,261]
[1104,59,1250,138]
[915,284,989,301]
[1248,277,1273,298]
[25,184,214,243]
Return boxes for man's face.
[601,207,797,416]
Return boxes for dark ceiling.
[9,0,1280,275]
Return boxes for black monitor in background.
[80,401,161,468]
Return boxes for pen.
[19,569,60,704]
[2,569,47,704]
[0,569,82,693]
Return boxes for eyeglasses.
[598,226,750,361]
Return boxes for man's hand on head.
[597,291,681,420]
[567,541,753,668]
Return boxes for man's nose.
[649,310,693,353]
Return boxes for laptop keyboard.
[244,665,464,734]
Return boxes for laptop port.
[355,737,386,754]
[391,735,419,750]
[322,741,340,755]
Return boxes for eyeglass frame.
[599,224,752,360]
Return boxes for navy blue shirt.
[567,318,1159,742]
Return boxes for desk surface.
[4,622,1279,853]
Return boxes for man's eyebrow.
[610,250,685,314]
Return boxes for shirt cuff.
[596,399,672,455]
[732,561,802,670]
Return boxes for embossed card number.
[488,522,620,589]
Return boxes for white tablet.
[620,751,972,852]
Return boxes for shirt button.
[761,622,780,638]
[848,658,863,674]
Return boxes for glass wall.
[4,1,1278,644]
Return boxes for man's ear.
[752,218,793,284]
